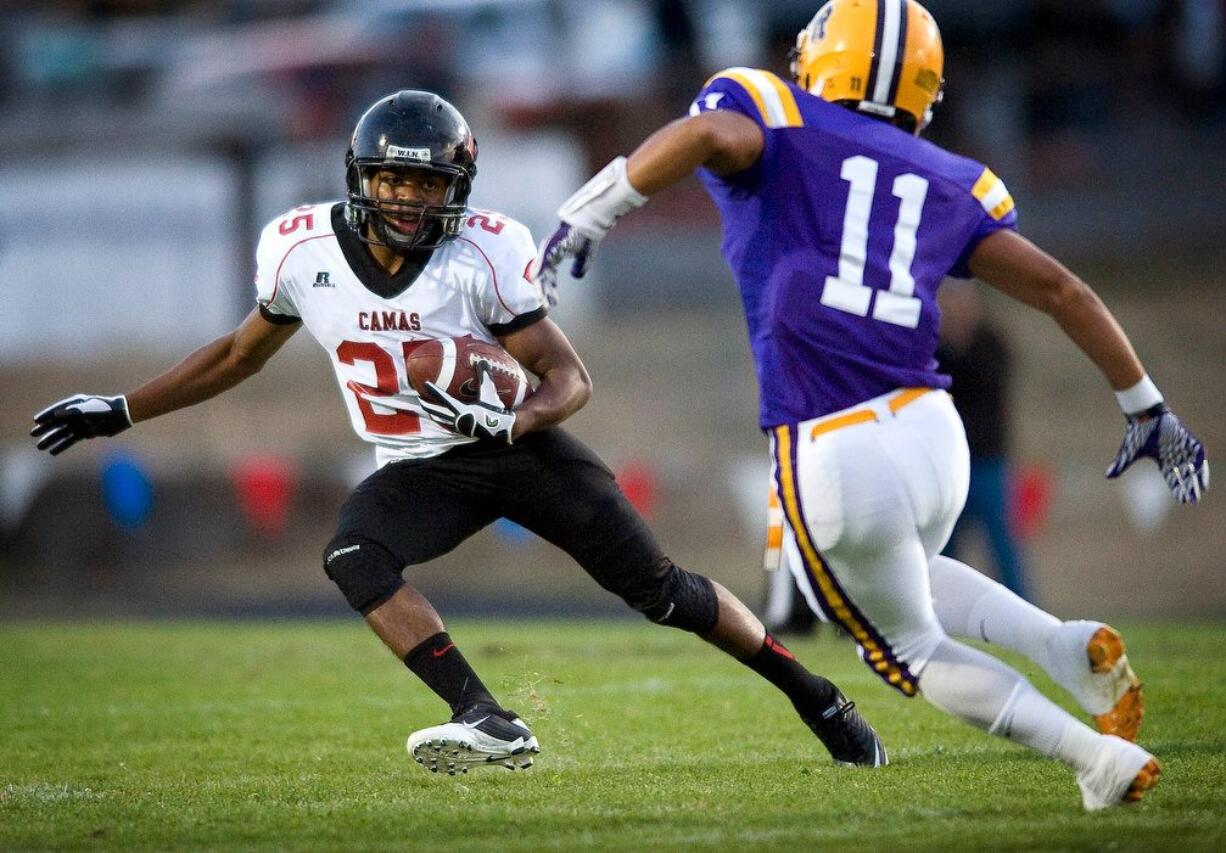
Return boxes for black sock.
[403,632,497,716]
[743,633,838,711]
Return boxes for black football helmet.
[345,90,478,251]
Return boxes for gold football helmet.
[789,0,944,133]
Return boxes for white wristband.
[1114,374,1163,415]
[557,156,648,237]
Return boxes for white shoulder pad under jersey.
[452,209,545,334]
[253,202,337,322]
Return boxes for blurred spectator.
[937,282,1031,601]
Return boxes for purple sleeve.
[949,191,1019,280]
[692,77,760,120]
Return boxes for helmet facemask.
[346,162,472,252]
[919,83,944,133]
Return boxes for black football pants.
[327,427,671,610]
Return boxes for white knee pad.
[918,636,1026,732]
[921,636,1099,763]
[928,555,1060,666]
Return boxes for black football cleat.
[800,690,888,767]
[407,702,540,775]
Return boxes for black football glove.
[31,394,132,456]
[1106,403,1208,504]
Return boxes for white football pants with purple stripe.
[770,388,1105,770]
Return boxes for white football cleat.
[1048,621,1144,741]
[1076,734,1161,811]
[407,704,540,775]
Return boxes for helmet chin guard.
[344,90,478,251]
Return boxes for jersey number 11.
[822,155,928,329]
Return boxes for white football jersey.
[254,202,546,465]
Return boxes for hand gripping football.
[406,335,530,409]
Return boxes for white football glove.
[422,364,517,444]
[531,156,647,306]
[31,394,132,456]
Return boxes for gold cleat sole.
[1123,758,1162,804]
[1088,626,1144,742]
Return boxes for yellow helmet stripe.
[707,67,803,128]
[972,167,1016,220]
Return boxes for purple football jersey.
[692,67,1019,427]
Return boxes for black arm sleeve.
[487,306,547,337]
[258,303,302,326]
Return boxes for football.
[406,335,530,409]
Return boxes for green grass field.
[3,620,1225,851]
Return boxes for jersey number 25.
[337,340,426,435]
[822,155,928,329]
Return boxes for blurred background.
[1,0,1223,621]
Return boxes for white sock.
[920,637,1101,773]
[990,679,1103,773]
[929,555,1061,668]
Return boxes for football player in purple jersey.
[535,0,1207,810]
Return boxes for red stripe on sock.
[765,634,796,661]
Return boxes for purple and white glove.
[530,156,647,307]
[31,394,132,456]
[1106,377,1208,504]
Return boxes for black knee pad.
[322,536,404,614]
[631,558,719,635]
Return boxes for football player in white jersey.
[32,90,890,774]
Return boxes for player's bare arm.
[530,111,762,299]
[968,230,1144,391]
[31,309,298,455]
[498,317,592,441]
[126,308,300,422]
[626,110,764,191]
[968,229,1207,502]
